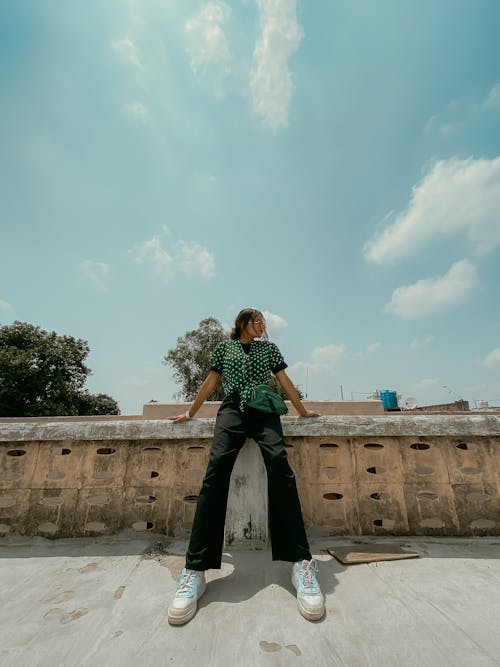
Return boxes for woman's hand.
[168,414,191,424]
[299,409,321,418]
[167,371,220,425]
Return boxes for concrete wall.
[0,415,499,542]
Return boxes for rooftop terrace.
[1,533,499,666]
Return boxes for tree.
[77,392,120,416]
[164,317,227,400]
[163,317,303,402]
[0,321,120,417]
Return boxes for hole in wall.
[416,492,438,501]
[456,442,476,451]
[460,467,481,475]
[370,492,383,501]
[96,448,116,455]
[183,495,199,503]
[284,444,294,449]
[60,448,71,455]
[410,443,430,450]
[87,494,109,506]
[136,495,157,504]
[415,466,434,475]
[420,518,445,528]
[469,519,495,529]
[0,472,21,482]
[148,471,159,478]
[466,492,489,502]
[84,522,107,532]
[143,447,160,452]
[46,471,65,480]
[323,493,343,500]
[38,522,58,534]
[187,446,205,451]
[93,471,114,480]
[320,443,339,449]
[366,467,386,475]
[40,496,64,507]
[132,521,154,531]
[6,450,26,457]
[364,443,384,449]
[372,518,395,529]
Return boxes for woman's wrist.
[185,409,193,419]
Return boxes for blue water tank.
[380,390,398,409]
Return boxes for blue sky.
[1,0,500,413]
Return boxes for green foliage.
[77,392,120,416]
[164,317,227,400]
[0,321,120,417]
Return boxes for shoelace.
[177,570,198,595]
[299,560,319,592]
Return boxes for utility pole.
[340,384,344,400]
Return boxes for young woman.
[167,308,324,625]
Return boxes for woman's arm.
[168,370,221,423]
[275,370,320,418]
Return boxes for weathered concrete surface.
[1,414,500,441]
[0,534,499,666]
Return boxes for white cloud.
[78,260,110,291]
[111,37,142,68]
[364,156,500,263]
[367,342,381,353]
[125,101,149,123]
[250,0,303,131]
[481,348,500,368]
[289,343,347,375]
[424,83,500,136]
[262,310,287,336]
[184,1,232,96]
[386,259,479,319]
[130,232,215,283]
[177,240,216,279]
[415,377,440,389]
[410,335,434,350]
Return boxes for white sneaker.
[291,559,325,621]
[168,568,207,626]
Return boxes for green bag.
[246,384,288,415]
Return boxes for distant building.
[414,400,469,413]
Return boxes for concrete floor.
[1,533,500,667]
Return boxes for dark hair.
[230,308,264,340]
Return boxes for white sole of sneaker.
[167,580,207,626]
[296,598,325,622]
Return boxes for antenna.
[442,385,464,401]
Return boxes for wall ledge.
[1,414,500,441]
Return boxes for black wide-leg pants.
[186,395,312,571]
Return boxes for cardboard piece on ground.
[328,544,420,565]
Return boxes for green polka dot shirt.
[210,339,288,412]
